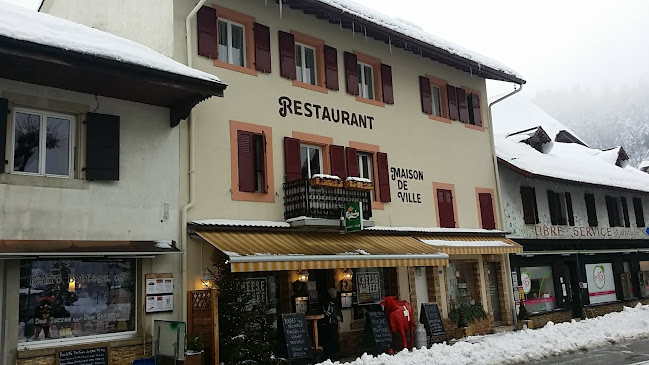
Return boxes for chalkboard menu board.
[281,313,312,361]
[58,346,108,365]
[420,303,445,337]
[366,310,393,350]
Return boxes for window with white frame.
[300,144,322,179]
[11,108,74,178]
[357,62,374,99]
[218,19,245,67]
[295,43,317,85]
[431,85,442,117]
[358,152,374,199]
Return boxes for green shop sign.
[344,202,363,233]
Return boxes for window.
[447,262,478,308]
[436,188,456,228]
[466,92,483,127]
[18,258,136,344]
[230,121,274,202]
[237,130,265,193]
[585,263,617,304]
[295,43,317,85]
[547,190,570,226]
[633,198,645,227]
[520,266,556,313]
[639,261,649,298]
[478,192,496,230]
[621,261,634,300]
[606,196,622,227]
[218,19,245,67]
[357,62,374,100]
[431,85,442,117]
[300,144,322,179]
[358,152,374,198]
[11,108,74,178]
[520,187,539,224]
[585,193,598,227]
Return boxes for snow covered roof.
[191,219,291,229]
[0,1,222,84]
[494,95,649,193]
[366,226,508,235]
[293,0,525,84]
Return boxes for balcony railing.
[283,179,373,221]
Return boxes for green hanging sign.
[344,202,363,233]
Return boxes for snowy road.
[531,337,649,365]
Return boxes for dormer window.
[508,126,551,153]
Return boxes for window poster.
[585,263,617,304]
[18,259,135,343]
[356,271,381,304]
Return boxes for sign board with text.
[345,202,363,233]
[57,346,108,365]
[281,313,312,361]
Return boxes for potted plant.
[517,302,533,330]
[185,333,205,365]
[449,303,487,338]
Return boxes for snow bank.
[319,304,649,365]
[0,0,222,83]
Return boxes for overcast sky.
[353,0,649,98]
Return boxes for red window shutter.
[254,22,271,73]
[344,51,359,95]
[197,6,218,58]
[237,130,256,192]
[419,76,432,114]
[457,88,468,123]
[329,145,347,180]
[380,64,394,104]
[278,31,296,79]
[376,152,391,202]
[446,85,459,120]
[478,193,496,229]
[284,137,301,182]
[471,93,482,127]
[437,189,456,228]
[324,45,339,90]
[346,147,359,177]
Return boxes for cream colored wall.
[181,0,501,229]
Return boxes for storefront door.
[567,263,583,318]
[487,263,502,323]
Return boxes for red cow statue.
[380,296,415,350]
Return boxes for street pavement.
[530,337,649,365]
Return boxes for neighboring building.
[42,0,525,361]
[494,94,649,328]
[0,3,225,365]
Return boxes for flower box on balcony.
[344,177,373,191]
[310,174,343,188]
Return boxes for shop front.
[0,240,181,365]
[511,240,649,328]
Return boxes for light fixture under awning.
[416,235,523,255]
[195,231,449,273]
[0,239,180,258]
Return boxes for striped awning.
[195,231,449,272]
[415,235,523,255]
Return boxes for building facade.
[494,95,649,329]
[42,0,525,361]
[0,4,225,365]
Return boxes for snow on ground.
[319,304,649,365]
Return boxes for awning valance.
[195,231,448,272]
[415,235,523,255]
[0,240,180,258]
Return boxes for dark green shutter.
[0,98,7,171]
[86,112,120,181]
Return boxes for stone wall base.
[17,339,151,365]
[584,298,649,318]
[529,310,572,328]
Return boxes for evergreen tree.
[210,257,283,364]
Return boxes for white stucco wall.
[499,166,649,240]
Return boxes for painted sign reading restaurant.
[514,225,649,240]
[278,96,376,129]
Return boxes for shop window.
[520,266,556,313]
[633,198,645,227]
[352,268,398,320]
[520,186,539,224]
[585,262,617,304]
[639,261,649,298]
[11,108,75,178]
[447,262,478,308]
[621,262,634,300]
[300,144,322,179]
[18,259,136,344]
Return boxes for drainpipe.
[181,0,207,322]
[487,84,523,329]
